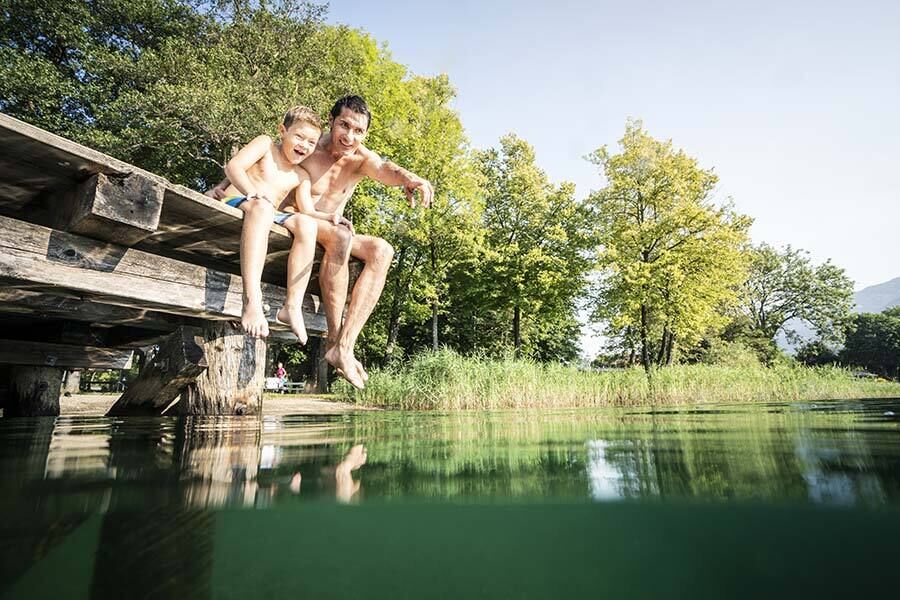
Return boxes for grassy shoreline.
[335,350,900,410]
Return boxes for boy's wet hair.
[330,95,371,130]
[282,105,322,130]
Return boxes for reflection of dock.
[0,114,348,416]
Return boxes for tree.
[588,120,751,372]
[840,309,900,379]
[741,244,854,345]
[469,135,596,359]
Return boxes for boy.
[218,106,321,342]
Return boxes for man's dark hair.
[330,95,371,130]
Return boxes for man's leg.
[314,220,353,346]
[326,235,394,386]
[237,197,275,338]
[276,214,318,344]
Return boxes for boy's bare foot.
[325,345,365,389]
[241,300,269,338]
[275,304,308,344]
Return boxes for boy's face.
[329,107,369,157]
[279,122,321,164]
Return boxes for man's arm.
[294,176,354,234]
[223,135,272,199]
[359,148,433,208]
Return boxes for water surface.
[2,399,899,598]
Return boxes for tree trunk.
[656,325,669,367]
[177,322,265,416]
[6,366,63,416]
[513,304,522,358]
[384,247,407,361]
[665,333,676,366]
[640,304,651,375]
[431,302,439,351]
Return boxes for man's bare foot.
[241,300,269,338]
[339,444,368,471]
[276,304,308,344]
[355,359,369,382]
[325,345,365,389]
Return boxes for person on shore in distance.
[210,96,434,389]
[216,106,322,342]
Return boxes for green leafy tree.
[840,309,900,379]
[469,134,596,359]
[741,243,854,345]
[588,120,751,372]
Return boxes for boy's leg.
[326,234,394,386]
[276,214,317,344]
[237,197,276,338]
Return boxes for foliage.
[334,349,900,410]
[457,135,596,360]
[693,339,763,368]
[741,243,854,345]
[588,120,751,370]
[795,340,840,367]
[840,310,900,379]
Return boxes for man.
[211,95,433,389]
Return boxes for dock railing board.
[0,113,354,417]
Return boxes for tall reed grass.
[335,349,900,410]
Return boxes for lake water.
[2,399,899,598]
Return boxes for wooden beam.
[0,288,191,331]
[107,327,207,416]
[0,214,326,334]
[0,339,133,369]
[61,172,164,245]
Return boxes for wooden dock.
[0,113,346,417]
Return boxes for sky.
[326,0,899,355]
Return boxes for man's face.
[329,107,369,156]
[279,121,321,164]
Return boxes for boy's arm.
[359,147,433,208]
[223,135,272,200]
[294,175,354,234]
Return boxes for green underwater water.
[2,399,899,598]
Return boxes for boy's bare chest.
[252,154,300,192]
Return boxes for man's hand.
[205,180,229,200]
[404,175,433,209]
[331,213,355,235]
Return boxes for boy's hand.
[206,180,229,200]
[404,176,433,209]
[332,213,355,235]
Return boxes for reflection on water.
[3,399,900,511]
[2,399,899,598]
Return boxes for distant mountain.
[854,277,900,314]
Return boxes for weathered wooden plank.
[107,327,207,416]
[0,289,190,331]
[0,339,133,369]
[59,172,164,245]
[0,214,326,334]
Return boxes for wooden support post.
[61,370,81,396]
[6,366,63,416]
[107,327,207,416]
[175,322,265,416]
[304,336,330,394]
[60,172,164,245]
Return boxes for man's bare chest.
[305,155,363,198]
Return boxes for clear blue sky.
[328,0,898,288]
